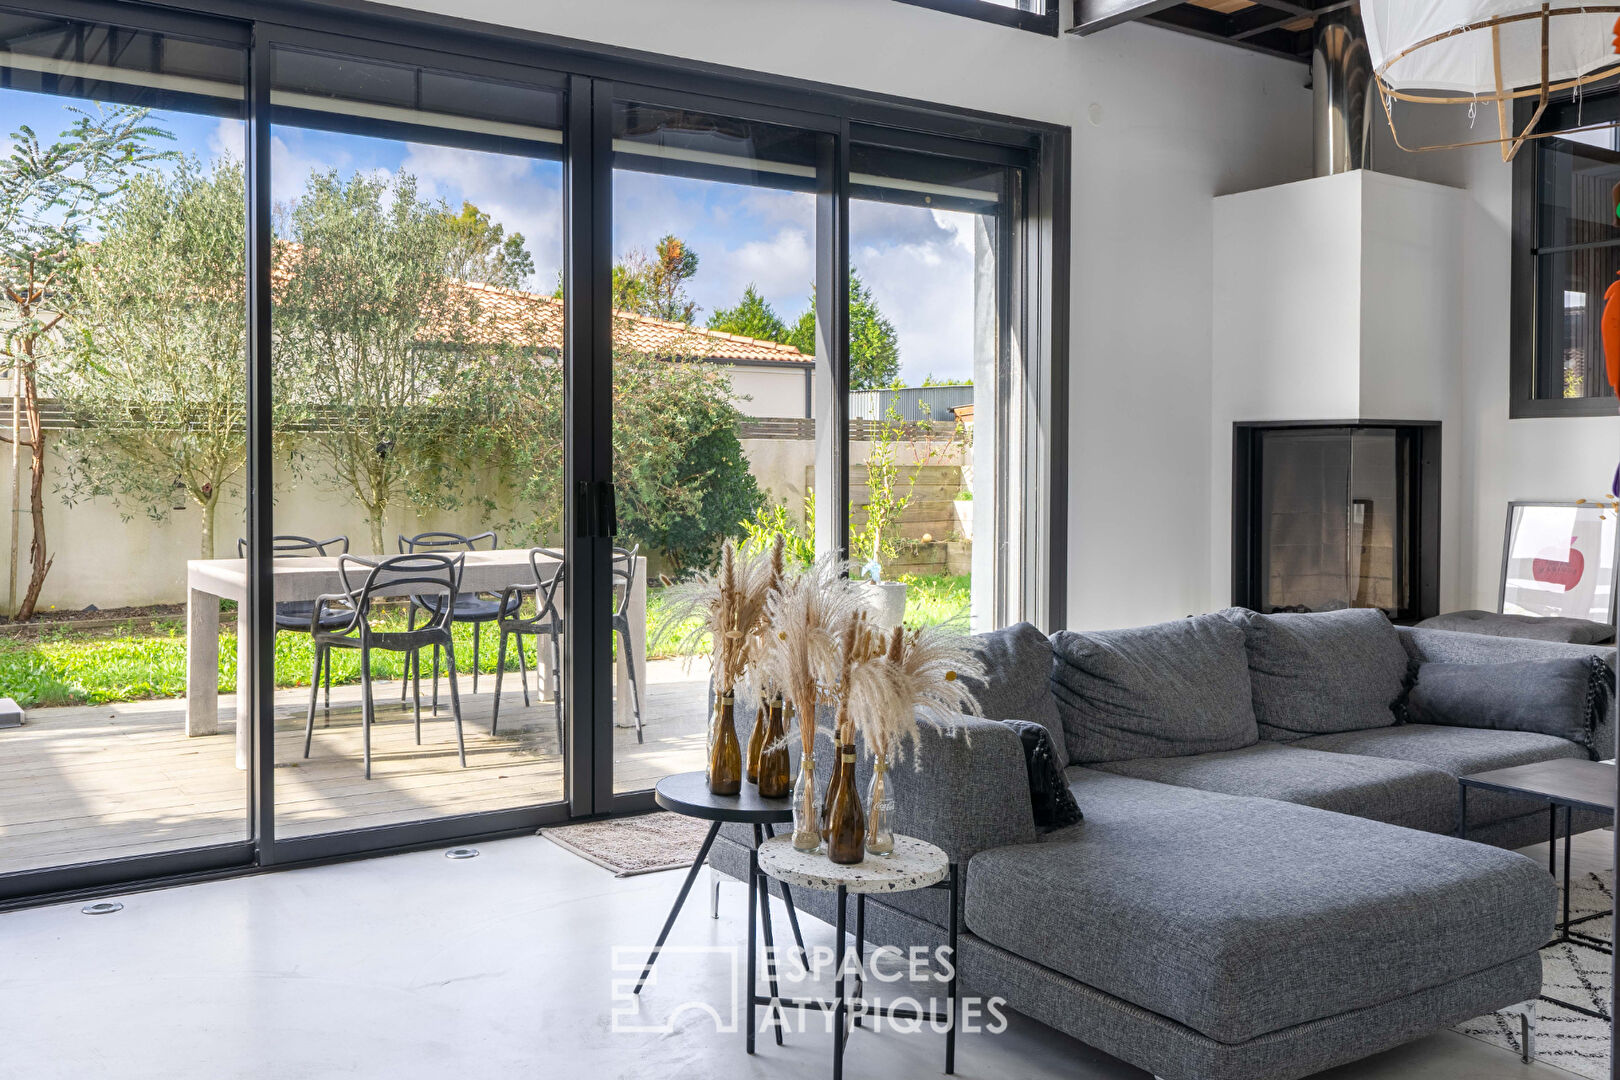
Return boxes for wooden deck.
[0,659,709,876]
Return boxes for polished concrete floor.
[0,830,1610,1080]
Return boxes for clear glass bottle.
[791,757,821,852]
[865,754,894,856]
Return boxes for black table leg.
[1562,802,1574,937]
[762,822,809,968]
[946,861,959,1076]
[752,825,784,1046]
[633,819,721,995]
[1548,804,1557,877]
[1457,784,1468,839]
[747,848,758,1055]
[833,884,847,1080]
[854,893,865,1029]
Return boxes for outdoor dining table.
[184,550,648,769]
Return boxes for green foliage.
[0,103,172,620]
[707,283,787,342]
[614,233,700,322]
[851,409,914,574]
[441,200,534,289]
[784,270,899,388]
[59,156,248,559]
[274,169,471,554]
[740,495,816,569]
[898,573,971,632]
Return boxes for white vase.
[862,580,908,630]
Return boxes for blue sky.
[5,91,981,382]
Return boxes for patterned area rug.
[1456,869,1613,1079]
[539,812,713,877]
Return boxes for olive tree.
[58,156,246,557]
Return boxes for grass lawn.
[0,573,973,709]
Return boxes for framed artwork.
[1499,501,1620,624]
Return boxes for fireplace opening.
[1233,422,1440,623]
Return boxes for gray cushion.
[967,769,1554,1044]
[1405,658,1608,753]
[1294,724,1587,830]
[1091,742,1456,833]
[1417,609,1615,645]
[1051,615,1255,765]
[962,622,1067,768]
[1225,608,1408,741]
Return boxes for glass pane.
[0,17,247,874]
[849,144,1004,634]
[610,102,822,794]
[269,48,566,837]
[1257,428,1355,614]
[1533,247,1620,400]
[1536,119,1620,251]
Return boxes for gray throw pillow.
[1224,607,1408,741]
[960,622,1068,768]
[1415,609,1616,645]
[1405,657,1612,755]
[1051,614,1257,765]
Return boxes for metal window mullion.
[815,126,850,562]
[246,28,276,861]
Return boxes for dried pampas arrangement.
[843,621,984,767]
[658,539,780,695]
[759,553,863,763]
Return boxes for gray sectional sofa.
[709,611,1616,1080]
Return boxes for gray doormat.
[1456,869,1612,1080]
[539,812,713,877]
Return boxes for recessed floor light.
[445,847,480,860]
[81,901,123,915]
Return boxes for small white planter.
[862,580,909,629]
[953,499,973,541]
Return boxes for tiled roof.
[272,246,809,365]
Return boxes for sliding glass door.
[264,44,571,845]
[0,11,253,891]
[0,0,1062,898]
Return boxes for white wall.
[1370,106,1620,611]
[367,0,1313,631]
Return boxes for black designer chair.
[306,551,467,779]
[491,547,566,745]
[612,544,645,744]
[238,534,350,717]
[399,530,521,709]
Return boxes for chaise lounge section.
[709,614,1615,1080]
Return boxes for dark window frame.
[1510,93,1620,418]
[0,0,1070,907]
[889,0,1059,36]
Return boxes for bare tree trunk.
[368,507,385,558]
[14,361,50,623]
[200,491,218,560]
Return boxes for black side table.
[1459,758,1616,955]
[632,770,809,1032]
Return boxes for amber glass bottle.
[757,697,791,798]
[820,739,848,840]
[826,743,866,864]
[707,693,742,796]
[745,699,767,785]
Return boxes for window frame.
[1510,93,1620,418]
[0,0,1070,908]
[888,0,1060,36]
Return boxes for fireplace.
[1232,422,1440,622]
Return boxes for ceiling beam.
[1143,8,1311,63]
[1069,0,1184,36]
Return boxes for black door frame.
[0,0,1069,906]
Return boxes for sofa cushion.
[1416,609,1615,645]
[1051,615,1255,765]
[1091,742,1456,833]
[1224,608,1409,741]
[1293,724,1588,830]
[966,769,1554,1045]
[1404,657,1610,755]
[962,622,1067,768]
[1004,719,1083,831]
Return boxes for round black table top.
[655,770,794,823]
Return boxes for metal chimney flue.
[1312,8,1374,175]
